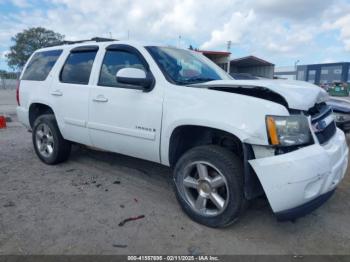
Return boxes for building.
[274,66,296,80]
[196,50,275,79]
[229,56,275,79]
[196,50,231,72]
[275,62,350,85]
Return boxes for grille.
[309,104,336,144]
[315,121,337,144]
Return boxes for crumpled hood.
[195,79,329,111]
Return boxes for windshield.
[146,46,231,85]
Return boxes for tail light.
[16,80,20,106]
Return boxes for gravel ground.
[0,89,350,255]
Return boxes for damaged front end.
[195,80,347,220]
[247,102,347,220]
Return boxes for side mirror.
[116,68,153,90]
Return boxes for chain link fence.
[0,72,19,89]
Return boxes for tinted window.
[22,50,62,81]
[99,50,145,87]
[60,51,97,85]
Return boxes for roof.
[230,55,274,67]
[196,50,231,56]
[300,62,350,67]
[35,40,142,52]
[62,37,117,45]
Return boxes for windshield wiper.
[190,77,216,82]
[179,77,216,85]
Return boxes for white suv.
[16,39,348,227]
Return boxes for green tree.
[6,27,65,70]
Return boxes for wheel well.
[29,103,54,128]
[169,125,243,167]
[168,125,264,200]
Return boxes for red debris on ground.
[0,116,7,129]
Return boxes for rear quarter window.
[22,50,63,81]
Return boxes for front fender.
[160,86,289,165]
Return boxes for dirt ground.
[0,89,350,255]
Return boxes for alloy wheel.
[181,161,229,216]
[35,123,54,158]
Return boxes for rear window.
[22,50,63,81]
[60,50,97,85]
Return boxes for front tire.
[32,114,71,165]
[173,145,246,228]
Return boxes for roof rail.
[62,37,118,45]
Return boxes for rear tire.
[32,114,71,165]
[173,145,246,228]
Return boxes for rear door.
[49,45,98,145]
[88,44,163,162]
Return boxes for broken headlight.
[266,115,312,146]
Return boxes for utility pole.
[227,40,232,51]
[226,40,232,73]
[294,60,300,80]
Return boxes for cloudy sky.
[0,0,350,70]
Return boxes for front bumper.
[275,189,335,221]
[249,128,348,216]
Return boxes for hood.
[193,79,329,111]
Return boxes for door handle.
[51,90,63,96]
[93,95,108,102]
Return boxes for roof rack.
[62,37,118,45]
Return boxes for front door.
[88,45,163,162]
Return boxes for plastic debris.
[113,244,128,248]
[0,116,7,129]
[188,246,200,256]
[118,215,145,227]
[3,201,15,208]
